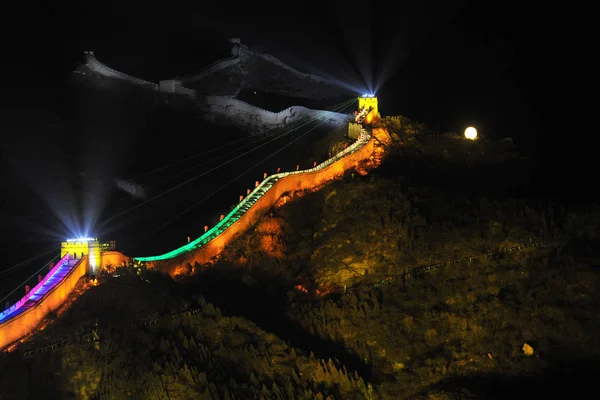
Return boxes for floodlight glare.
[66,237,97,242]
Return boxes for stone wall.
[101,251,130,269]
[203,95,350,133]
[0,255,69,323]
[159,80,197,98]
[0,256,88,350]
[180,39,348,98]
[84,51,159,90]
[180,40,327,86]
[348,122,362,140]
[148,129,382,276]
[180,53,241,85]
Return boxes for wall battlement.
[139,128,386,276]
[0,256,88,350]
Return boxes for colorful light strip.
[134,132,371,262]
[0,254,72,323]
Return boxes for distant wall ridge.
[204,95,350,130]
[79,45,348,132]
[181,39,329,86]
[84,51,159,89]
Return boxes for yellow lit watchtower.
[358,95,378,118]
[60,237,104,276]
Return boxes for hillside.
[2,119,600,399]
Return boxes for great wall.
[0,124,385,350]
[0,41,382,350]
[80,40,351,134]
[139,128,384,275]
[181,39,331,88]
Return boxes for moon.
[464,126,478,140]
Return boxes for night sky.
[5,1,577,159]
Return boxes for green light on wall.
[134,133,371,262]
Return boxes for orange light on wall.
[150,129,385,279]
[247,188,251,195]
[313,161,317,167]
[294,284,309,294]
[277,167,281,173]
[204,225,209,232]
[101,251,130,270]
[296,165,300,171]
[220,214,224,221]
[263,172,267,179]
[255,181,259,187]
[239,195,243,201]
[0,257,88,350]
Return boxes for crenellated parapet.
[137,128,387,276]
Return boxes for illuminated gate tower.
[355,95,379,125]
[349,94,379,139]
[358,94,378,119]
[60,237,116,276]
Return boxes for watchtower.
[60,237,113,276]
[358,95,378,118]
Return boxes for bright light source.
[464,126,478,140]
[67,237,97,242]
[362,93,375,98]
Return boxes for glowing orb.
[464,126,478,140]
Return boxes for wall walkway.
[204,95,350,130]
[136,129,382,276]
[181,41,326,86]
[84,51,159,90]
[0,256,88,350]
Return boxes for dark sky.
[2,1,587,190]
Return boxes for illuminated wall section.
[101,251,130,270]
[0,256,88,350]
[88,241,101,276]
[358,96,378,121]
[61,238,97,259]
[136,128,384,276]
[348,122,362,140]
